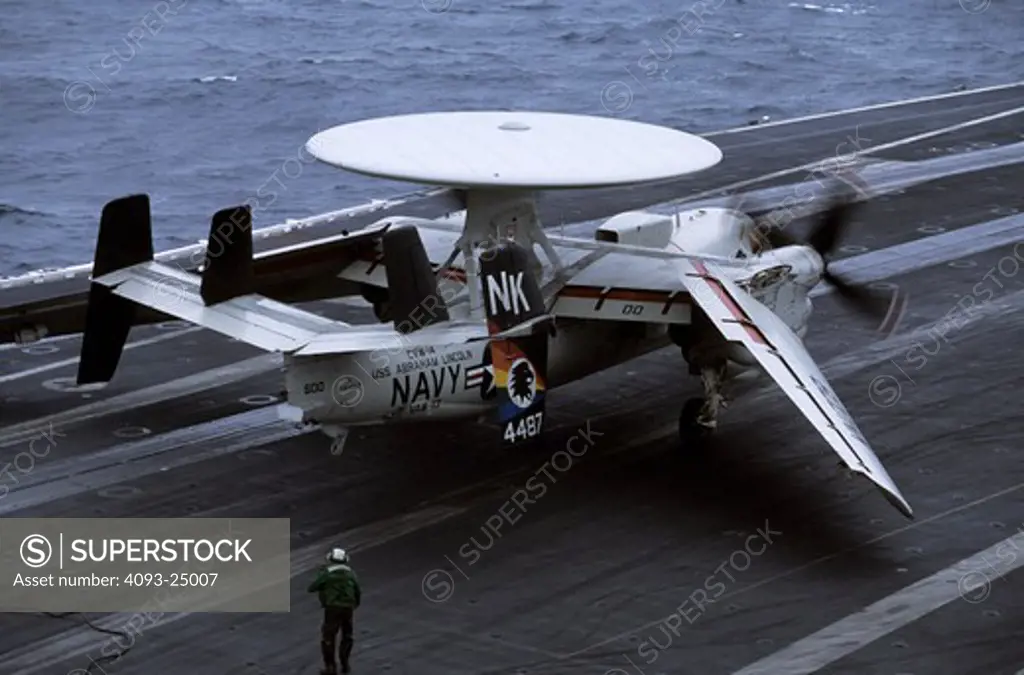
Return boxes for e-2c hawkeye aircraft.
[75,111,913,518]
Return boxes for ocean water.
[0,0,1021,276]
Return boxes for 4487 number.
[504,412,543,443]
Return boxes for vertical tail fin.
[77,199,252,386]
[383,226,450,334]
[479,243,551,446]
[77,194,154,385]
[200,205,254,305]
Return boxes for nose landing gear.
[678,362,729,446]
[671,319,730,447]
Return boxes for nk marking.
[486,270,530,315]
[391,365,462,407]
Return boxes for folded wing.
[675,257,913,519]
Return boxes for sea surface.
[0,0,1021,276]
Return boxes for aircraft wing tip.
[879,486,914,520]
[854,464,913,519]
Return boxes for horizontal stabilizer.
[77,196,357,386]
[296,320,487,357]
[94,262,346,352]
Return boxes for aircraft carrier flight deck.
[2,82,1024,675]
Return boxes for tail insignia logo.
[507,357,537,409]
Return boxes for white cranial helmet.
[326,547,349,564]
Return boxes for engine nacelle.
[739,245,823,291]
[595,211,674,249]
[596,206,760,259]
[666,207,757,259]
[732,245,821,339]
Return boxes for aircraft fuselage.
[281,317,674,431]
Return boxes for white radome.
[305,111,723,189]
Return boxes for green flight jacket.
[308,563,361,609]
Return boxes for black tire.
[678,397,712,448]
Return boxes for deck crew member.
[308,547,362,674]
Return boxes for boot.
[340,638,353,673]
[320,638,337,675]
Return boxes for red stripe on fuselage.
[557,286,677,303]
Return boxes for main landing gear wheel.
[678,397,714,447]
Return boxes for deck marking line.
[0,327,200,383]
[730,529,1024,674]
[707,80,1024,136]
[0,353,281,447]
[674,103,1024,205]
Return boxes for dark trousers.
[321,607,354,671]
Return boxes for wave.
[194,75,239,83]
[502,0,560,10]
[0,203,47,218]
[298,55,379,65]
[556,22,631,45]
[787,2,870,15]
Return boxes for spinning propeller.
[741,184,907,334]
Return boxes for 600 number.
[303,381,325,395]
[504,412,544,443]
